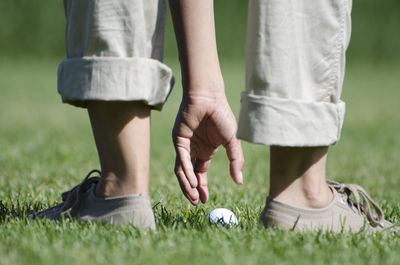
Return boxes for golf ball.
[207,208,238,226]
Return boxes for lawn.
[0,57,399,265]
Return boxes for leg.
[33,0,173,229]
[239,0,350,210]
[59,0,172,199]
[87,101,150,198]
[269,146,332,209]
[236,0,392,232]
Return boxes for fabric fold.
[58,56,174,110]
[237,92,345,146]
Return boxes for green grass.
[1,57,400,265]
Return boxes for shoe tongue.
[328,184,350,206]
[80,177,100,193]
[328,185,339,197]
[61,177,100,211]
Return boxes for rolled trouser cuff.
[237,92,345,146]
[58,57,174,110]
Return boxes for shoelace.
[327,180,384,227]
[60,169,101,215]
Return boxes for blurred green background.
[1,2,400,265]
[0,0,399,62]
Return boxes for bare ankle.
[271,182,333,208]
[88,101,150,198]
[95,172,148,198]
[269,146,333,209]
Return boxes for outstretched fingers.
[174,143,213,205]
[173,135,201,205]
[194,158,211,203]
[175,138,198,188]
[224,136,245,184]
[175,156,200,205]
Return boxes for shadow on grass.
[153,202,261,231]
[2,199,398,233]
[152,202,209,230]
[0,199,258,231]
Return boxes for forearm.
[169,0,223,96]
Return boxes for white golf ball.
[206,208,238,226]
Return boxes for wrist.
[181,66,224,94]
[182,77,225,99]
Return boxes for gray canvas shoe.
[29,170,156,230]
[259,180,395,233]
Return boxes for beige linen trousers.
[238,0,353,146]
[57,0,173,110]
[57,0,352,146]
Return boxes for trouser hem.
[57,57,174,110]
[237,92,345,146]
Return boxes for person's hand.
[169,0,243,205]
[172,92,244,205]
